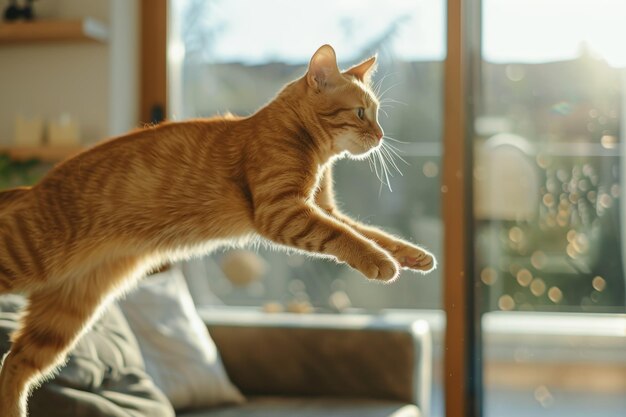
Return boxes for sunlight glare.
[483,0,626,67]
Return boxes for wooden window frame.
[443,1,483,416]
[140,0,167,124]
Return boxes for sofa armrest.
[199,309,432,416]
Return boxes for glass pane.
[478,1,626,416]
[169,1,445,415]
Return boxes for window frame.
[140,0,167,124]
[442,1,483,416]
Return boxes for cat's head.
[298,45,384,159]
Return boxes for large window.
[478,0,626,314]
[477,1,626,416]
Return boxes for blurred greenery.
[0,154,42,190]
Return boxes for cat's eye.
[356,107,365,120]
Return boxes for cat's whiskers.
[368,137,414,194]
[371,146,393,193]
[382,138,410,165]
[369,149,386,196]
[379,148,393,191]
[363,136,407,193]
[376,92,404,120]
[366,145,392,196]
[380,142,404,176]
[366,153,377,176]
[381,135,409,145]
[377,82,401,102]
[372,72,397,97]
[367,151,384,186]
[379,97,407,107]
[388,150,409,168]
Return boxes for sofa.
[0,291,432,417]
[199,309,432,417]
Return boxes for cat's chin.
[346,141,381,160]
[346,148,377,160]
[333,135,380,160]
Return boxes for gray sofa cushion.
[177,397,420,417]
[0,295,174,417]
[118,269,244,410]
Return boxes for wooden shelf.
[0,145,84,162]
[0,18,108,44]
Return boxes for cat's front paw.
[393,243,436,274]
[349,247,399,282]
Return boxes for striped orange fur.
[0,45,435,416]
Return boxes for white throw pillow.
[119,267,245,410]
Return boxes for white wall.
[108,0,139,137]
[0,0,138,146]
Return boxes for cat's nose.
[372,124,384,141]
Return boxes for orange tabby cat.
[0,44,435,416]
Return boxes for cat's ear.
[307,44,341,91]
[345,55,378,84]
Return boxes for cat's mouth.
[346,135,381,159]
[361,134,383,152]
[334,132,382,159]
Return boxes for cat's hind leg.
[0,257,140,417]
[0,287,102,416]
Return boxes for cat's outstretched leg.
[315,166,436,273]
[256,199,399,281]
[330,217,436,273]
